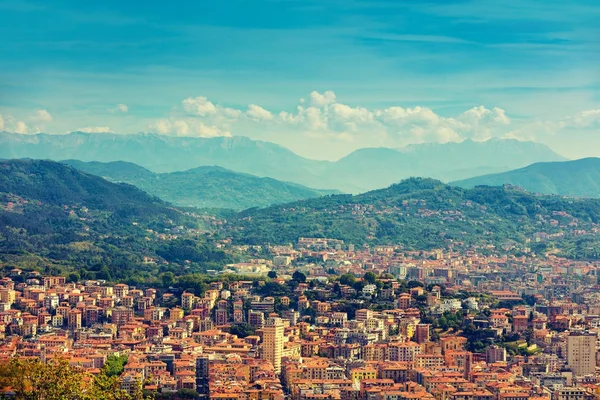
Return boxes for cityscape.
[1,236,600,400]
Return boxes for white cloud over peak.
[14,121,29,134]
[33,109,52,122]
[109,104,128,113]
[149,118,230,138]
[77,126,112,133]
[0,114,29,134]
[47,89,598,159]
[150,90,520,149]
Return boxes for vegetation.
[104,354,128,377]
[229,323,256,338]
[0,358,146,400]
[225,178,600,258]
[453,157,600,198]
[63,160,337,210]
[0,159,233,281]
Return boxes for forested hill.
[452,158,600,198]
[0,159,232,281]
[225,178,600,258]
[62,160,338,210]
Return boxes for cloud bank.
[1,90,598,160]
[145,90,516,147]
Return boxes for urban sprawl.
[2,237,600,400]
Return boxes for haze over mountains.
[453,158,600,198]
[62,160,337,210]
[0,131,566,193]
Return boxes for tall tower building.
[215,300,229,325]
[67,309,82,331]
[415,324,431,344]
[567,334,596,376]
[262,317,285,374]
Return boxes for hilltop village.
[2,237,600,400]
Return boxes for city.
[1,238,600,399]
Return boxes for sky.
[0,0,599,160]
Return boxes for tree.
[67,272,81,283]
[104,354,128,377]
[363,271,377,284]
[0,357,135,400]
[0,358,87,400]
[267,270,278,279]
[292,271,307,283]
[257,282,291,297]
[161,272,175,287]
[229,323,256,338]
[174,389,200,399]
[339,274,356,286]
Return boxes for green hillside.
[225,178,600,259]
[0,159,232,281]
[452,158,600,198]
[62,160,337,210]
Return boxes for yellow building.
[350,367,377,384]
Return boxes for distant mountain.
[225,178,600,259]
[452,158,600,198]
[0,131,566,193]
[62,160,338,210]
[0,131,330,182]
[329,139,567,192]
[0,159,231,280]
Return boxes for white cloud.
[0,114,4,131]
[33,109,53,122]
[152,119,171,135]
[459,106,510,125]
[559,109,600,129]
[246,104,274,121]
[109,104,128,113]
[149,118,230,138]
[77,126,112,133]
[14,121,29,134]
[303,107,328,130]
[182,96,217,116]
[309,90,336,107]
[221,107,242,119]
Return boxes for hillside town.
[2,237,600,400]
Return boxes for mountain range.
[62,160,337,210]
[452,158,600,198]
[3,160,600,272]
[0,131,566,193]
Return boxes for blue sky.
[0,0,599,160]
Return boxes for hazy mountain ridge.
[62,160,338,210]
[0,131,566,193]
[452,158,600,198]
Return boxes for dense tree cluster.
[0,358,147,400]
